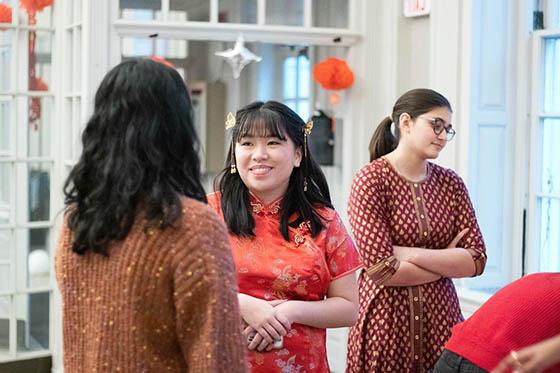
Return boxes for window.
[528,32,560,272]
[283,53,310,121]
[0,0,56,362]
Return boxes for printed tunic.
[346,158,486,373]
[208,192,361,373]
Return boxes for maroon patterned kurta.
[346,158,486,373]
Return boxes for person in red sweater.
[433,273,560,373]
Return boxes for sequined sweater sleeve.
[171,203,247,372]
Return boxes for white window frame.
[526,28,560,274]
[0,0,59,363]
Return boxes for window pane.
[0,98,11,156]
[0,229,11,261]
[122,37,154,57]
[283,57,297,99]
[0,163,11,224]
[541,119,560,195]
[298,56,310,98]
[28,163,50,222]
[19,30,54,94]
[27,96,52,157]
[119,0,160,20]
[297,99,310,121]
[0,29,12,92]
[18,1,53,27]
[0,264,9,292]
[72,28,82,92]
[219,0,257,23]
[32,31,53,92]
[73,0,82,24]
[122,37,188,62]
[0,295,9,352]
[156,38,187,59]
[63,30,73,92]
[544,0,560,29]
[539,197,560,271]
[285,100,297,113]
[26,228,50,288]
[63,98,72,162]
[266,0,303,26]
[312,0,348,28]
[170,0,208,22]
[16,292,49,352]
[544,38,560,112]
[72,97,82,160]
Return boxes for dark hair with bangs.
[63,58,206,255]
[215,101,332,240]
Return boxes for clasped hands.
[241,297,293,352]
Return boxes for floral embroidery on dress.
[293,220,311,247]
[250,196,282,215]
[275,355,303,373]
[206,192,361,373]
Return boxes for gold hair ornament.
[303,120,313,159]
[225,112,236,130]
[303,120,313,191]
[225,112,237,173]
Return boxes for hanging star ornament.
[215,35,262,79]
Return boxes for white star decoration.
[215,35,262,79]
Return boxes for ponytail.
[368,116,397,161]
[367,88,453,162]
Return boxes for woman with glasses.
[346,88,487,372]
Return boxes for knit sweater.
[445,273,560,372]
[55,197,247,373]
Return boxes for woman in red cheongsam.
[209,101,361,373]
[346,89,487,373]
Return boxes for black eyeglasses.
[419,116,456,141]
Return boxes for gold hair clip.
[303,121,314,187]
[225,112,236,130]
[303,120,314,135]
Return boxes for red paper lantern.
[312,58,354,91]
[149,56,176,69]
[0,4,12,25]
[19,0,54,14]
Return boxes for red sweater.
[445,273,560,372]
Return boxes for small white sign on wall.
[403,0,431,17]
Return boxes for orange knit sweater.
[55,197,247,372]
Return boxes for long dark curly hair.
[215,101,332,241]
[64,58,206,255]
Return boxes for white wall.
[397,8,431,93]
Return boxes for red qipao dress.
[345,158,487,373]
[208,192,361,373]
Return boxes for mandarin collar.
[249,193,283,216]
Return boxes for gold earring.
[230,144,237,174]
